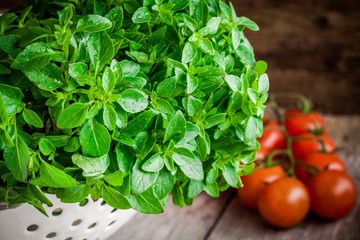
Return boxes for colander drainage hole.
[79,198,89,207]
[108,220,116,226]
[72,219,82,226]
[52,208,63,216]
[64,237,73,240]
[46,232,57,238]
[88,222,97,229]
[27,224,39,232]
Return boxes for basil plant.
[0,0,268,215]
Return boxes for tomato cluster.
[237,109,357,228]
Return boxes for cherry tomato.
[257,177,310,228]
[307,170,357,220]
[285,109,325,136]
[259,120,286,152]
[295,152,346,183]
[237,165,285,209]
[291,133,335,160]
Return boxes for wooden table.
[109,115,360,240]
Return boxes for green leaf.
[232,27,241,50]
[4,137,29,182]
[258,73,269,94]
[79,119,111,157]
[186,74,198,94]
[122,110,154,137]
[56,184,91,203]
[39,138,55,156]
[182,42,200,65]
[244,116,257,144]
[102,67,116,93]
[57,103,89,129]
[29,160,77,188]
[103,103,117,130]
[131,160,158,194]
[188,180,205,198]
[88,32,114,74]
[116,144,134,175]
[72,153,110,177]
[186,96,202,117]
[69,62,88,79]
[224,74,243,92]
[247,88,258,104]
[132,7,152,23]
[236,16,259,31]
[206,17,221,35]
[141,153,164,172]
[11,42,56,71]
[76,14,112,32]
[153,170,176,199]
[255,60,268,75]
[130,187,164,214]
[169,0,190,11]
[118,89,148,113]
[199,38,215,55]
[0,96,9,123]
[164,110,186,143]
[204,113,227,129]
[24,64,64,91]
[120,60,140,77]
[63,137,80,153]
[23,108,43,128]
[173,148,204,180]
[134,132,156,160]
[102,184,131,209]
[223,164,239,187]
[104,170,124,187]
[0,84,25,115]
[156,76,177,98]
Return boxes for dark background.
[1,0,360,114]
[233,0,360,114]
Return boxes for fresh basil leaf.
[57,103,89,129]
[156,76,177,98]
[186,96,202,117]
[236,16,259,31]
[122,110,155,137]
[0,96,9,123]
[87,31,114,74]
[63,137,80,153]
[132,7,152,23]
[130,187,163,214]
[102,67,116,93]
[141,153,164,172]
[39,138,55,156]
[206,16,221,34]
[24,64,64,91]
[172,185,184,207]
[4,137,29,182]
[255,60,268,75]
[131,161,159,194]
[68,62,88,79]
[102,184,131,209]
[29,160,77,188]
[258,73,269,94]
[172,148,204,181]
[23,108,43,128]
[134,132,156,160]
[79,119,111,157]
[103,103,117,130]
[224,74,243,92]
[72,153,110,177]
[76,14,112,32]
[104,170,124,187]
[56,184,91,203]
[164,110,186,143]
[204,113,226,129]
[223,164,240,188]
[120,60,140,77]
[118,89,148,113]
[199,38,215,55]
[244,116,257,144]
[116,144,134,175]
[11,42,56,71]
[247,88,258,104]
[0,84,25,115]
[182,42,200,65]
[205,182,219,197]
[152,170,176,199]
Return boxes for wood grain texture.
[232,0,360,114]
[110,116,360,240]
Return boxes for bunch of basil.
[0,0,268,215]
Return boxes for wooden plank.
[207,115,360,240]
[108,190,233,240]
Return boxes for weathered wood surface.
[232,0,360,114]
[110,115,360,240]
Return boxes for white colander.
[0,194,136,240]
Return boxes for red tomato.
[255,146,269,161]
[307,170,357,220]
[257,177,310,228]
[295,152,347,183]
[258,120,286,152]
[237,165,285,209]
[291,133,335,160]
[285,109,325,136]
